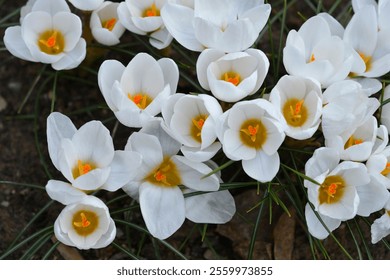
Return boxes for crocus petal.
[51,38,86,70]
[185,190,236,224]
[91,219,116,249]
[72,166,111,191]
[161,3,204,52]
[72,121,114,167]
[46,112,77,170]
[45,179,87,205]
[157,58,179,95]
[139,182,185,240]
[172,155,220,191]
[32,0,71,14]
[181,142,221,163]
[98,60,125,110]
[242,150,280,182]
[52,12,82,52]
[305,203,341,240]
[196,49,225,90]
[101,151,142,192]
[3,26,37,62]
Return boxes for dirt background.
[1,0,390,260]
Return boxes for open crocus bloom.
[117,0,172,49]
[304,147,371,239]
[345,5,390,78]
[45,112,142,205]
[325,116,385,162]
[4,0,86,70]
[54,196,116,250]
[269,75,322,140]
[122,119,234,239]
[162,94,223,162]
[161,0,271,52]
[283,13,355,88]
[68,0,104,11]
[98,53,179,128]
[196,49,269,102]
[371,197,390,244]
[321,80,379,141]
[217,99,285,182]
[90,1,125,46]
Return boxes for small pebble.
[1,201,10,207]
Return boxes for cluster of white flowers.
[4,0,390,250]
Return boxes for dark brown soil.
[1,0,389,260]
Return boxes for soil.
[1,0,389,260]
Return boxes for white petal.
[46,112,77,170]
[52,12,82,52]
[33,0,71,14]
[92,218,116,249]
[158,58,179,95]
[161,3,204,51]
[196,49,225,90]
[101,151,142,192]
[356,175,390,217]
[73,121,114,167]
[318,186,359,220]
[51,38,86,70]
[45,179,86,205]
[305,203,341,240]
[223,129,256,160]
[181,142,221,163]
[139,182,185,239]
[3,26,37,62]
[185,190,236,224]
[242,150,280,182]
[68,0,104,11]
[172,155,220,191]
[371,213,390,244]
[126,132,163,172]
[98,60,125,110]
[150,27,173,50]
[73,167,111,191]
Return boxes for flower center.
[146,158,181,187]
[221,71,241,86]
[319,175,345,204]
[72,160,96,179]
[143,3,160,17]
[282,98,307,127]
[381,162,390,176]
[240,118,267,150]
[344,135,363,149]
[127,93,152,110]
[102,18,117,31]
[72,210,99,236]
[309,53,315,63]
[38,29,65,55]
[190,114,208,143]
[359,52,372,72]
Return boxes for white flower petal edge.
[68,0,104,11]
[305,203,342,240]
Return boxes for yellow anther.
[103,18,117,31]
[222,71,241,86]
[344,135,364,149]
[381,162,390,176]
[73,212,91,228]
[78,160,92,176]
[143,3,160,17]
[309,53,315,63]
[127,93,151,110]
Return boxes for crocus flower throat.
[319,175,345,204]
[72,210,99,236]
[38,30,65,55]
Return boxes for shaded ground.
[1,0,390,260]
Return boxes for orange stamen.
[78,160,92,176]
[381,162,390,176]
[309,53,315,63]
[103,18,117,31]
[223,72,241,86]
[73,213,91,228]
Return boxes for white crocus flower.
[45,112,142,205]
[68,0,104,11]
[54,196,116,250]
[98,53,178,128]
[269,75,322,140]
[3,0,86,70]
[366,145,390,190]
[345,5,390,78]
[283,13,355,88]
[90,1,125,46]
[122,119,234,239]
[321,80,379,141]
[217,99,285,182]
[196,48,269,102]
[380,84,390,132]
[162,94,223,162]
[304,147,370,239]
[161,0,271,52]
[117,0,172,49]
[325,116,380,162]
[371,197,390,244]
